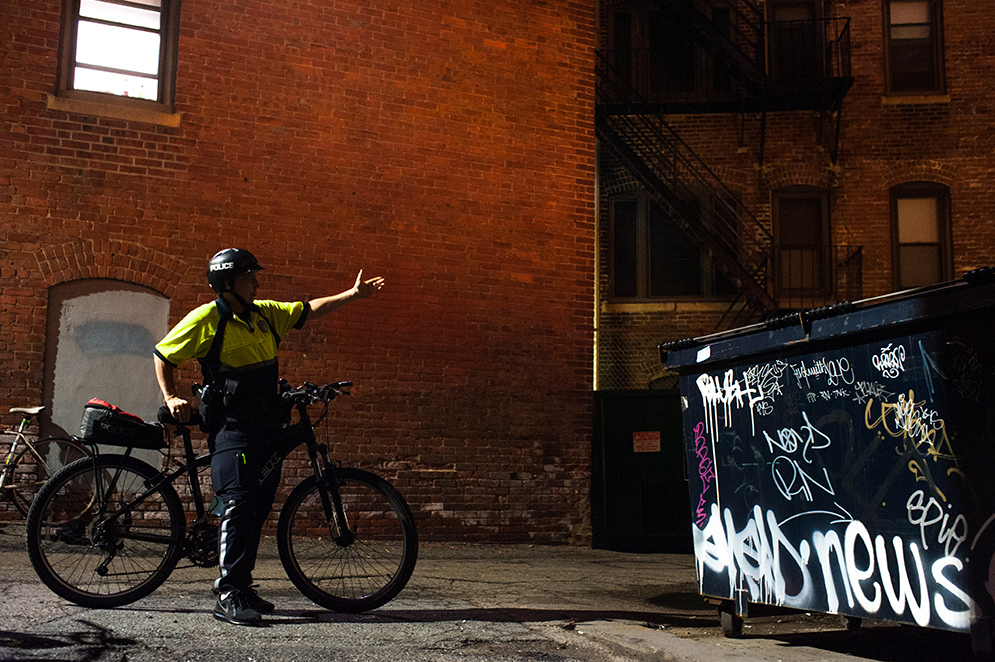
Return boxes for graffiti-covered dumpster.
[661,270,995,652]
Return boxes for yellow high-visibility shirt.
[154,299,307,374]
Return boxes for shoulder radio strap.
[198,299,230,385]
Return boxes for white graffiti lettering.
[763,412,835,502]
[809,389,850,402]
[695,370,762,443]
[907,490,969,557]
[742,361,789,417]
[770,457,835,502]
[790,357,855,390]
[872,343,907,379]
[694,504,977,630]
[852,380,895,405]
[865,391,956,461]
[933,557,975,629]
[892,393,948,452]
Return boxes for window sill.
[47,93,181,128]
[881,94,950,106]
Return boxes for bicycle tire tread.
[276,467,418,613]
[25,454,186,608]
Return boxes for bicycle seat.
[10,406,44,416]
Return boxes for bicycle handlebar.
[161,381,351,428]
[281,381,352,405]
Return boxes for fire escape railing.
[597,3,860,327]
[774,244,864,311]
[767,17,854,112]
[769,17,853,83]
[596,50,776,315]
[603,16,853,114]
[653,0,767,92]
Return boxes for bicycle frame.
[0,442,24,491]
[1,412,77,493]
[1,414,36,487]
[85,427,213,551]
[27,380,417,613]
[88,388,349,552]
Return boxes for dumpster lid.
[661,267,995,372]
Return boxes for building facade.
[0,0,596,542]
[596,0,995,390]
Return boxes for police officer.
[153,248,384,625]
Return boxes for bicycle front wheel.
[277,467,418,613]
[25,455,185,608]
[10,437,89,516]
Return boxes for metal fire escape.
[597,0,856,325]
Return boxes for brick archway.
[35,240,189,298]
[883,161,956,189]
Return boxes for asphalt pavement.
[0,522,984,661]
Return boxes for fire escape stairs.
[596,50,776,322]
[597,0,857,328]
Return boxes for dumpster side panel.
[680,314,995,633]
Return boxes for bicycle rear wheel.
[10,437,89,516]
[277,467,418,612]
[25,455,185,608]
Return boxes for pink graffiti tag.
[694,422,716,526]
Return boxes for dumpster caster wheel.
[841,615,862,632]
[718,603,743,638]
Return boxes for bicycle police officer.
[153,248,384,625]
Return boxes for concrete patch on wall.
[50,289,168,438]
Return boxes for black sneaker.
[244,586,275,614]
[213,589,262,626]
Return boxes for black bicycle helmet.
[207,248,264,293]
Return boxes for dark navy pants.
[210,422,283,592]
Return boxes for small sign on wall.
[633,431,661,453]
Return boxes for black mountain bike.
[25,381,418,612]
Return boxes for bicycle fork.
[307,441,355,547]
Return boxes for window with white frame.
[57,0,180,109]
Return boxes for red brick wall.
[0,0,596,542]
[597,0,995,389]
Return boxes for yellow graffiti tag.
[864,390,958,463]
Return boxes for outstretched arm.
[308,270,385,319]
